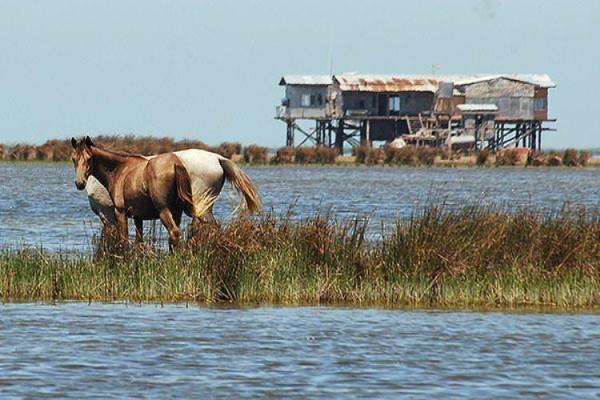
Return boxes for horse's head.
[70,136,94,190]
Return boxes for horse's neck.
[90,147,129,190]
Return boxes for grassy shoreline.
[4,158,600,169]
[1,135,597,167]
[1,207,598,308]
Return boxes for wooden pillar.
[315,120,322,146]
[359,120,367,145]
[335,119,344,155]
[331,121,334,148]
[496,122,502,151]
[286,120,295,147]
[492,122,498,151]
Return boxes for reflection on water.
[1,164,600,250]
[0,303,598,398]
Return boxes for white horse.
[81,147,260,239]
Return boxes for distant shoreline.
[0,135,595,167]
[3,155,600,168]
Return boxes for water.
[1,165,599,398]
[0,303,597,398]
[2,163,600,250]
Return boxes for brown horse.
[71,136,260,249]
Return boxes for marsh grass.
[293,146,338,164]
[242,144,268,164]
[4,134,598,169]
[1,206,598,308]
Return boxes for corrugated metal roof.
[332,73,556,92]
[454,74,556,88]
[279,75,332,86]
[457,104,499,112]
[334,74,442,92]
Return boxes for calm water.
[1,165,599,398]
[0,303,597,399]
[1,163,600,250]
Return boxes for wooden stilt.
[335,119,344,155]
[286,120,294,147]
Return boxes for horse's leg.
[158,208,180,250]
[173,208,183,228]
[101,222,111,241]
[114,208,129,245]
[100,221,116,242]
[189,216,201,238]
[172,208,188,240]
[96,222,111,256]
[202,207,218,225]
[188,206,217,239]
[134,217,144,243]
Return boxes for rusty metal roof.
[334,74,442,92]
[279,75,332,86]
[333,73,555,92]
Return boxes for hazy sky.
[0,0,598,148]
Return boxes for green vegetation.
[243,144,269,164]
[0,136,239,161]
[289,146,338,165]
[476,149,491,166]
[1,206,598,308]
[352,145,440,166]
[527,148,592,167]
[1,135,597,168]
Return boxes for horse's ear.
[85,136,94,147]
[71,138,77,148]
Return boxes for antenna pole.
[328,42,333,75]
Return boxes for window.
[301,94,311,107]
[301,94,319,107]
[389,96,400,112]
[534,98,547,111]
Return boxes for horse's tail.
[174,161,216,218]
[219,158,261,213]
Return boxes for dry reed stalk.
[0,205,598,307]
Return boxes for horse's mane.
[92,143,148,160]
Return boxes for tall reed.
[1,206,598,308]
[243,144,269,164]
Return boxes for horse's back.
[173,149,225,193]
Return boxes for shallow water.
[2,165,599,398]
[0,303,598,399]
[1,163,600,250]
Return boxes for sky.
[0,0,598,148]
